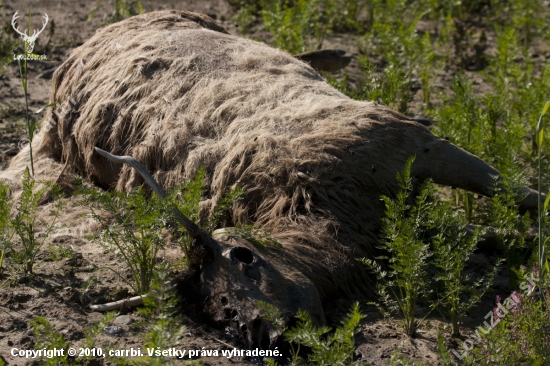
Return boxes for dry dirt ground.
[0,1,514,365]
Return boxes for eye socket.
[233,247,254,264]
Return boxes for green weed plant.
[362,156,433,336]
[125,269,202,365]
[486,172,531,290]
[10,168,65,276]
[261,0,325,54]
[0,182,13,276]
[430,201,501,336]
[328,56,413,114]
[364,157,499,339]
[258,301,365,366]
[30,317,72,366]
[79,184,169,295]
[0,21,19,75]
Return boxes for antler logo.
[11,11,49,54]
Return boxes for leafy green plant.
[433,72,485,158]
[79,274,99,306]
[232,2,261,34]
[0,182,13,276]
[30,317,71,365]
[80,184,168,295]
[535,100,550,284]
[105,267,203,365]
[261,0,326,54]
[434,13,455,65]
[486,170,531,290]
[487,25,523,93]
[170,167,207,222]
[361,58,413,114]
[234,0,365,45]
[169,167,247,256]
[45,244,75,262]
[417,31,440,107]
[365,2,425,68]
[430,201,502,336]
[436,332,454,366]
[207,185,244,228]
[258,301,364,366]
[358,0,439,71]
[30,312,115,365]
[88,0,143,24]
[131,268,188,365]
[330,56,413,113]
[325,0,366,32]
[167,168,206,258]
[84,311,116,346]
[0,21,19,76]
[508,0,544,54]
[362,156,432,336]
[286,305,363,365]
[11,168,65,276]
[80,311,115,364]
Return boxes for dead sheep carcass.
[5,10,538,348]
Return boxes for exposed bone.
[89,279,176,312]
[89,295,145,312]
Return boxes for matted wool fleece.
[23,10,440,299]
